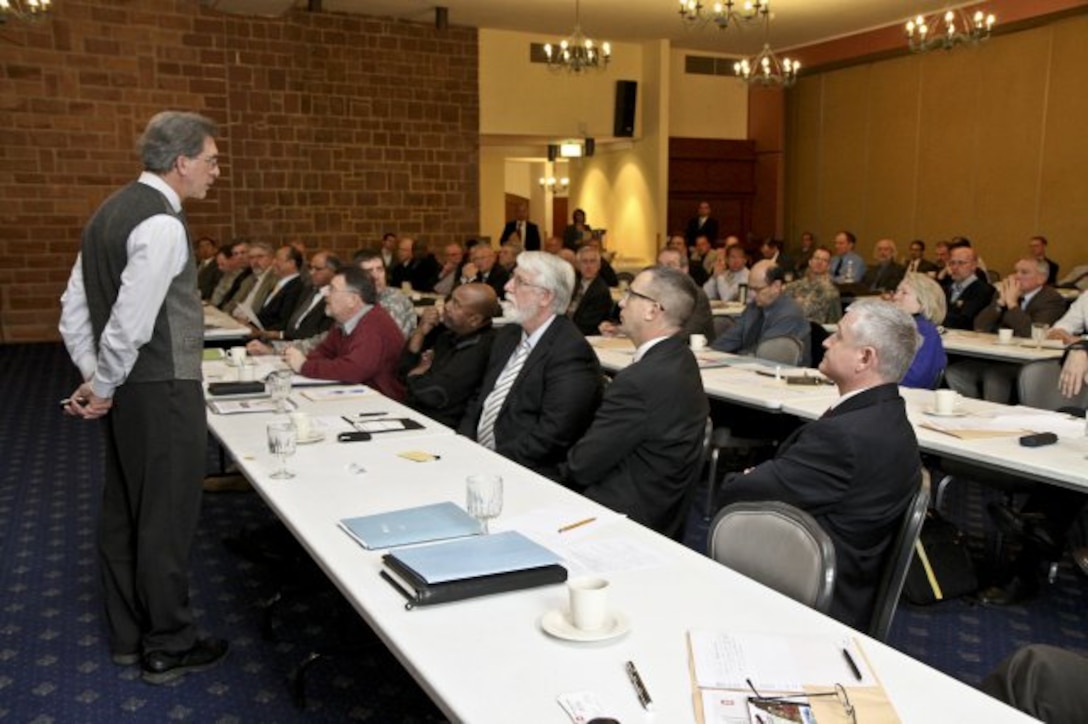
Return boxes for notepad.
[339,502,482,550]
[388,530,561,584]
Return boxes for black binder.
[381,555,567,610]
[207,381,267,396]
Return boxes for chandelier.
[905,7,996,53]
[678,0,768,31]
[0,0,52,24]
[733,9,798,87]
[544,0,611,74]
[539,176,570,192]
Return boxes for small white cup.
[934,389,958,415]
[238,363,255,382]
[229,346,247,365]
[998,328,1013,345]
[289,411,313,440]
[690,334,708,351]
[568,577,610,632]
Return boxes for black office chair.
[868,470,931,642]
[708,501,837,613]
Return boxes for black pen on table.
[625,660,653,711]
[842,646,862,682]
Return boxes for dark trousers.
[981,644,1088,723]
[99,379,206,655]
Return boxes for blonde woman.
[892,272,947,388]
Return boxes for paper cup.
[690,334,708,351]
[229,346,247,365]
[238,363,255,382]
[934,389,958,414]
[998,328,1013,344]
[289,412,313,440]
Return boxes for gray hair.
[643,265,696,330]
[138,111,218,173]
[517,251,575,314]
[847,298,922,383]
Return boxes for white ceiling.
[310,0,972,55]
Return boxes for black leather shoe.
[141,638,229,684]
[979,577,1039,606]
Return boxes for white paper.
[556,691,608,724]
[496,505,625,547]
[688,631,873,692]
[700,689,759,724]
[558,537,672,577]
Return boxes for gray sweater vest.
[81,182,202,384]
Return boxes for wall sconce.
[539,176,570,192]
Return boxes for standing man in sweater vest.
[59,111,228,684]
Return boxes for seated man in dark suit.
[284,267,405,400]
[459,243,510,299]
[940,245,994,329]
[459,252,602,481]
[398,283,498,428]
[568,245,614,335]
[254,245,305,332]
[860,238,906,293]
[717,299,923,629]
[563,266,709,538]
[946,257,1068,402]
[389,236,440,292]
[712,260,811,364]
[904,239,938,275]
[247,251,339,354]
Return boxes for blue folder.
[338,501,482,550]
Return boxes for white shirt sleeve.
[61,214,190,399]
[1055,294,1088,336]
[59,253,97,381]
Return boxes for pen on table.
[842,647,862,682]
[625,660,653,711]
[557,517,596,534]
[355,411,388,417]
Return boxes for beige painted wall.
[785,15,1088,277]
[479,28,644,138]
[668,48,749,140]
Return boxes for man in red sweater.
[284,266,405,400]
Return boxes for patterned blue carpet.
[2,342,1086,721]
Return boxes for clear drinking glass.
[466,474,503,534]
[267,420,297,479]
[1031,323,1049,349]
[267,369,293,413]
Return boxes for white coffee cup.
[934,389,958,415]
[289,411,313,440]
[229,346,247,365]
[568,577,610,631]
[690,334,708,351]
[998,328,1013,344]
[238,363,255,382]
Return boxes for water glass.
[1031,323,1049,349]
[466,474,503,534]
[267,369,293,413]
[267,420,297,479]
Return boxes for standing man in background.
[59,111,228,684]
[500,202,541,251]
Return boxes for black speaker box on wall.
[613,80,637,137]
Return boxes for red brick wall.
[0,1,479,342]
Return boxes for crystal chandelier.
[678,0,768,31]
[905,7,996,53]
[734,9,798,87]
[0,0,52,24]
[544,0,611,74]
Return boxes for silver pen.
[625,660,653,711]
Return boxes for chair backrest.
[708,501,837,613]
[868,469,931,641]
[754,335,804,366]
[667,417,714,542]
[1018,359,1088,411]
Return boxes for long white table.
[782,387,1088,494]
[941,329,1065,363]
[204,304,251,342]
[203,370,1033,723]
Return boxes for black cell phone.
[337,431,372,443]
[1019,432,1058,447]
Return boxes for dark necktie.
[833,258,843,277]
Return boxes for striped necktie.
[476,336,532,450]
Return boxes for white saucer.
[540,609,630,642]
[296,431,325,445]
[923,408,968,418]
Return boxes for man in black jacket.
[399,283,498,428]
[568,245,614,335]
[941,245,994,329]
[563,266,709,538]
[716,299,923,629]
